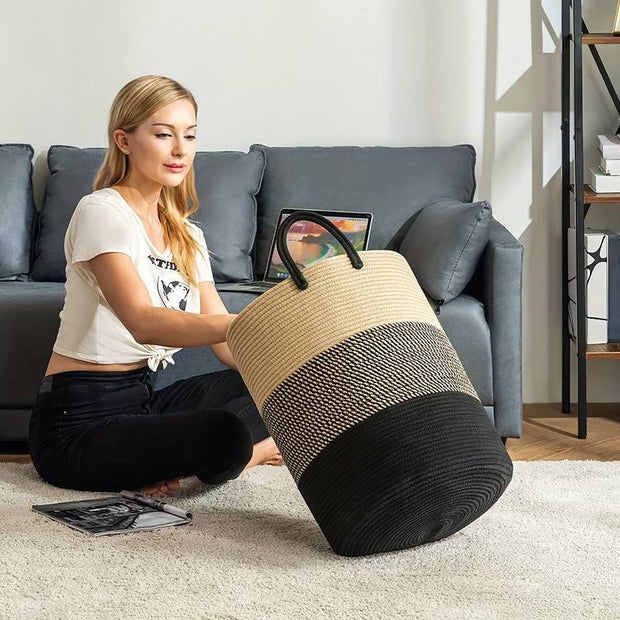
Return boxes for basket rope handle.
[275,210,364,290]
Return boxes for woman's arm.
[89,253,235,347]
[198,280,239,371]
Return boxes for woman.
[28,75,282,499]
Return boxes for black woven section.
[297,391,513,557]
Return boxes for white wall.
[2,0,619,404]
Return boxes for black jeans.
[28,366,270,492]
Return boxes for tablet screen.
[264,209,373,282]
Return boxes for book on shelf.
[568,226,620,344]
[31,490,193,537]
[588,167,620,193]
[609,235,620,342]
[600,154,620,175]
[597,134,620,159]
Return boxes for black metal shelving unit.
[562,0,620,439]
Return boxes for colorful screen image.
[266,211,371,281]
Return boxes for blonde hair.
[93,75,209,288]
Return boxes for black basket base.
[297,391,513,557]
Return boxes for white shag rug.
[1,460,618,620]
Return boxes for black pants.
[28,366,270,492]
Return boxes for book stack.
[568,226,620,343]
[589,135,620,192]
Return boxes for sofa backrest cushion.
[191,149,264,283]
[30,145,264,283]
[399,199,492,305]
[249,144,477,279]
[0,144,36,281]
[31,146,103,282]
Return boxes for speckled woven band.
[261,320,479,484]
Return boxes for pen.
[120,490,193,520]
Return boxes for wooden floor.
[505,403,620,461]
[0,403,619,463]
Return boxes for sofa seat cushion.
[0,283,263,406]
[249,144,477,279]
[436,293,493,406]
[0,282,66,406]
[30,146,264,283]
[0,284,491,412]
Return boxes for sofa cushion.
[30,146,105,282]
[190,150,264,283]
[30,145,264,283]
[399,199,492,305]
[0,282,261,406]
[0,282,66,407]
[249,144,477,279]
[0,144,36,281]
[437,293,493,406]
[0,284,492,439]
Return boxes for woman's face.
[116,98,197,189]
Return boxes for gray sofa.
[0,142,523,444]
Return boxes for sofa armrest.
[464,217,524,437]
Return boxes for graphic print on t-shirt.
[148,254,178,271]
[157,276,190,311]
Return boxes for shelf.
[569,336,620,359]
[586,343,620,358]
[570,183,620,203]
[581,33,620,45]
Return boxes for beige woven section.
[227,250,442,410]
[261,320,479,483]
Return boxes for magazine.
[31,490,193,537]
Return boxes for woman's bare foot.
[140,477,182,498]
[243,436,284,472]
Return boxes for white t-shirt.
[52,187,214,372]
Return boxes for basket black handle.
[275,211,364,290]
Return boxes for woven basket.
[227,211,513,557]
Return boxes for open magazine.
[31,490,193,537]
